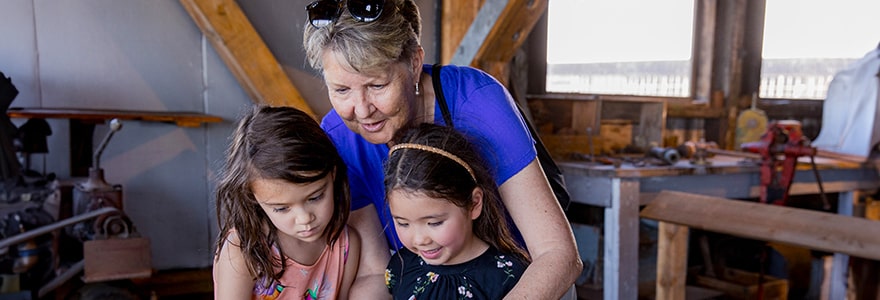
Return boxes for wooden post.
[656,222,689,300]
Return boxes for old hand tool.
[741,120,816,205]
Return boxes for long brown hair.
[384,123,530,262]
[214,105,350,283]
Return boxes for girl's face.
[388,188,487,265]
[321,50,422,145]
[252,175,335,244]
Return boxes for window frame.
[525,0,786,148]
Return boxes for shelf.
[6,107,223,177]
[7,107,223,127]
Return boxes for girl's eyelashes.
[394,221,443,227]
[272,206,289,213]
[307,192,325,202]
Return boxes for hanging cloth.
[812,48,880,159]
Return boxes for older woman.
[303,0,582,299]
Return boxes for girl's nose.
[412,230,431,246]
[294,210,314,225]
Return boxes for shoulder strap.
[431,64,453,127]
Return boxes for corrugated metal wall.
[0,0,436,271]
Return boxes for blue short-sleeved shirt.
[321,64,537,249]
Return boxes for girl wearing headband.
[383,123,529,299]
[303,0,581,298]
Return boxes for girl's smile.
[388,189,488,265]
[419,247,443,260]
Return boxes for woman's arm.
[340,227,362,300]
[347,205,393,299]
[500,159,583,299]
[213,232,257,300]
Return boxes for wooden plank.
[638,101,666,148]
[667,103,727,119]
[473,0,547,64]
[8,107,222,127]
[655,222,689,300]
[640,190,880,261]
[143,268,214,297]
[695,269,788,299]
[83,238,152,283]
[449,0,504,66]
[441,0,483,63]
[477,60,511,86]
[179,0,314,117]
[572,101,599,135]
[449,0,547,83]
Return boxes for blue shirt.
[321,64,536,249]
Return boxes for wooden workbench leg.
[824,190,857,300]
[656,222,689,300]
[604,178,640,299]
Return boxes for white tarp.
[812,48,880,159]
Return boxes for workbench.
[559,154,880,299]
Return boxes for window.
[546,0,695,97]
[760,0,880,100]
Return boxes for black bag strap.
[430,64,570,211]
[432,64,454,127]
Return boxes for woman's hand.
[347,205,393,299]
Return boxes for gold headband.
[388,143,477,182]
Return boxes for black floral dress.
[385,247,527,300]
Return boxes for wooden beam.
[179,0,315,117]
[7,107,222,128]
[655,222,689,300]
[667,103,727,119]
[449,0,548,84]
[473,0,547,64]
[441,0,483,64]
[641,190,880,261]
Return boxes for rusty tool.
[741,120,824,206]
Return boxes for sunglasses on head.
[306,0,385,28]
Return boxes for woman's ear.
[469,187,484,220]
[411,46,425,75]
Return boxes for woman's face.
[321,50,422,144]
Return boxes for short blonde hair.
[303,0,421,73]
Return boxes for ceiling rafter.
[180,0,315,117]
[445,0,548,85]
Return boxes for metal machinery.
[0,116,150,299]
[69,119,128,242]
[72,119,151,287]
[741,120,819,206]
